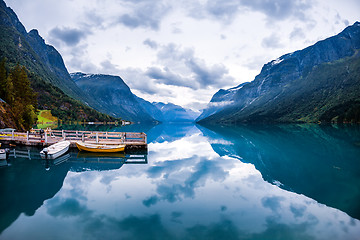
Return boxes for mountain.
[152,102,197,122]
[135,96,165,121]
[0,98,20,129]
[198,22,360,124]
[71,72,156,123]
[0,0,114,122]
[71,72,198,123]
[196,82,249,121]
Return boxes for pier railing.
[0,129,146,145]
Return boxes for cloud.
[240,0,312,22]
[290,203,307,218]
[186,58,232,88]
[144,157,229,205]
[142,195,159,207]
[47,198,92,218]
[186,0,312,24]
[116,214,172,239]
[120,67,172,96]
[146,66,194,89]
[143,38,158,49]
[49,27,90,46]
[117,0,172,30]
[152,43,235,89]
[186,219,240,240]
[261,196,285,214]
[290,27,306,40]
[204,0,241,23]
[261,33,284,49]
[243,55,272,70]
[99,59,120,74]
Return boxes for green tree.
[0,58,7,99]
[3,63,38,130]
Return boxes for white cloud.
[4,0,360,111]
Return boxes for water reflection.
[199,124,360,220]
[0,150,71,233]
[0,147,148,235]
[0,124,360,240]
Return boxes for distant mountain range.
[70,72,155,122]
[198,22,360,124]
[0,0,196,124]
[71,72,197,123]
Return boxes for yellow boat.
[76,142,125,153]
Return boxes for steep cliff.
[198,22,360,124]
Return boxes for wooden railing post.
[26,131,29,142]
[96,132,99,143]
[45,132,48,144]
[11,129,14,140]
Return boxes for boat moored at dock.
[75,142,125,153]
[40,141,70,159]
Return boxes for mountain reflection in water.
[199,124,360,220]
[0,123,359,240]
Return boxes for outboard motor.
[5,148,10,160]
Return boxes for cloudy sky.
[4,0,360,111]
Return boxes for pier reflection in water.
[0,123,360,240]
[0,147,147,235]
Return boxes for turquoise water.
[0,123,360,240]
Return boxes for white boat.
[0,149,6,160]
[0,149,8,167]
[40,141,70,159]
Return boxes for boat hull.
[0,149,6,160]
[40,141,70,159]
[76,142,125,153]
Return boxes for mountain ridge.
[70,72,156,123]
[0,0,114,122]
[71,72,198,123]
[198,22,360,124]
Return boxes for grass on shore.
[35,110,58,129]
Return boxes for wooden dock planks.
[0,129,147,151]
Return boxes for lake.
[1,123,360,240]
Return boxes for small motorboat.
[76,142,125,153]
[0,148,10,167]
[0,149,6,160]
[40,141,70,159]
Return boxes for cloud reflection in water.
[1,124,360,240]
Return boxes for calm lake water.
[1,123,360,240]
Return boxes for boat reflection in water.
[42,150,148,172]
[0,147,148,234]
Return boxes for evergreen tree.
[5,74,14,105]
[0,58,6,99]
[0,61,38,130]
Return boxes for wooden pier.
[0,129,147,151]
